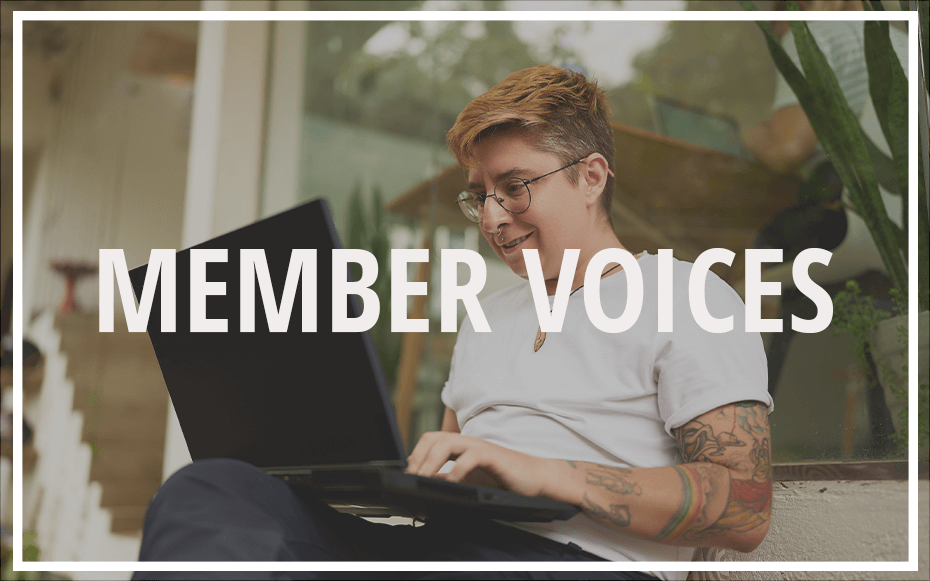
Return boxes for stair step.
[58,313,164,402]
[96,478,161,508]
[81,402,167,443]
[53,312,169,537]
[108,505,149,534]
[75,381,168,408]
[89,440,164,482]
[68,350,165,396]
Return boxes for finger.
[406,431,440,473]
[446,451,481,483]
[417,438,461,477]
[419,434,476,477]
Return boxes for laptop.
[649,95,753,161]
[128,199,578,523]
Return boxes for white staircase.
[23,310,168,575]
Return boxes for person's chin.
[502,249,530,279]
[509,262,529,280]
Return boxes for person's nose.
[480,197,512,240]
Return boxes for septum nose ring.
[498,228,504,242]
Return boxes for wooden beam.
[392,232,432,449]
[611,201,703,263]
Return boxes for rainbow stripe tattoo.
[659,465,705,540]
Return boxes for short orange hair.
[446,64,615,222]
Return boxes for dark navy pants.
[132,458,660,580]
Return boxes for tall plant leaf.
[864,133,901,193]
[347,182,367,252]
[886,0,929,312]
[863,20,909,230]
[918,136,929,312]
[918,0,929,76]
[346,182,367,282]
[738,0,909,297]
[368,185,390,310]
[344,182,404,390]
[789,20,908,295]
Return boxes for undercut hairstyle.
[447,64,616,224]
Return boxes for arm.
[742,104,819,174]
[555,401,772,552]
[440,407,460,433]
[407,400,772,553]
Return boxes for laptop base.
[272,466,578,522]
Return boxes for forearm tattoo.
[582,492,631,527]
[584,465,643,497]
[575,465,641,528]
[577,401,772,545]
[658,465,706,539]
[673,401,772,543]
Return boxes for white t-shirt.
[441,252,773,579]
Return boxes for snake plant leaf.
[918,0,929,313]
[916,0,929,71]
[863,132,901,194]
[347,181,367,253]
[917,129,929,312]
[371,184,385,228]
[738,0,909,296]
[346,182,368,282]
[889,221,908,257]
[790,19,908,294]
[864,20,909,221]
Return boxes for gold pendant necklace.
[534,327,547,352]
[533,263,622,353]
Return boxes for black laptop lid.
[128,199,407,468]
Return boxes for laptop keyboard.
[279,468,482,501]
[286,469,382,488]
[276,467,578,522]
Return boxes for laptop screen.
[128,199,407,468]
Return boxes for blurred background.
[0,0,917,575]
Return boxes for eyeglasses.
[455,158,585,224]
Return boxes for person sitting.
[134,65,773,580]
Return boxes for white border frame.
[10,7,920,575]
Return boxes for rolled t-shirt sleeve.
[655,273,773,436]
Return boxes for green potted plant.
[740,0,929,459]
[346,183,403,394]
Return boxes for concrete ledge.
[724,480,927,580]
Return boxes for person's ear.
[581,153,613,209]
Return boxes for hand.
[405,431,553,499]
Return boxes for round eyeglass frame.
[454,157,586,224]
